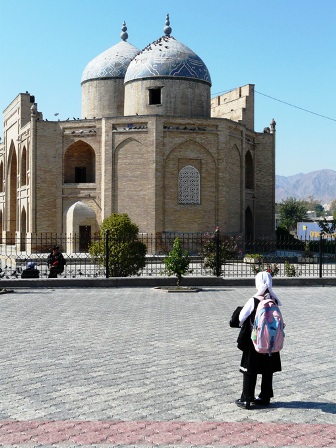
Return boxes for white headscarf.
[255,271,282,305]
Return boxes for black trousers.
[241,371,274,402]
[48,268,62,278]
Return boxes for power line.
[255,90,336,122]
[212,88,336,122]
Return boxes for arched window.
[20,207,27,251]
[8,143,17,242]
[64,141,95,183]
[0,161,3,192]
[245,150,254,189]
[178,165,200,204]
[21,146,27,186]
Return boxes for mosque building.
[0,15,276,252]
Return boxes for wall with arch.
[64,141,96,183]
[164,139,216,233]
[115,137,155,233]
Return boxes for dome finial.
[163,13,172,36]
[120,21,128,41]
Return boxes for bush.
[89,213,147,277]
[285,259,298,277]
[244,253,264,262]
[252,262,279,277]
[164,238,190,286]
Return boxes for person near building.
[235,271,283,409]
[21,261,40,278]
[47,246,66,278]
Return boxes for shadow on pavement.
[275,401,336,414]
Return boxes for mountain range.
[275,169,336,205]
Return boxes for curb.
[0,277,335,288]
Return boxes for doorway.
[79,225,91,252]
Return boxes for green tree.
[317,218,336,235]
[278,197,308,232]
[89,213,147,277]
[164,238,190,286]
[302,198,325,217]
[327,199,336,218]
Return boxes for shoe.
[235,399,251,410]
[252,397,270,406]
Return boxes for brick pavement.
[0,286,335,447]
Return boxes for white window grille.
[178,165,200,204]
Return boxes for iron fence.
[0,232,335,279]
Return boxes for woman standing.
[236,271,283,409]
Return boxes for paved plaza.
[0,285,335,447]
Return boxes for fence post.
[215,227,221,277]
[105,230,109,278]
[319,233,323,279]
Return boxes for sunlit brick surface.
[1,286,335,447]
[0,420,335,446]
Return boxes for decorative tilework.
[124,36,212,85]
[178,165,200,204]
[81,41,139,83]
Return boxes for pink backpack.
[251,298,285,355]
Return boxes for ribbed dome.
[81,23,139,84]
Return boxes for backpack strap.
[250,297,260,325]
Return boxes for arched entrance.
[65,201,98,252]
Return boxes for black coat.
[47,252,66,272]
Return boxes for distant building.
[0,16,276,252]
[297,220,336,240]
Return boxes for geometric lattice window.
[178,165,200,204]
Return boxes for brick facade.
[0,43,275,252]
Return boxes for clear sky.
[1,0,335,176]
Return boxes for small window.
[149,88,162,105]
[75,167,86,183]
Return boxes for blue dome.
[124,35,212,85]
[81,23,139,84]
[81,40,139,83]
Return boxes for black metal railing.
[0,232,335,279]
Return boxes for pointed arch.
[7,142,18,242]
[20,146,27,186]
[165,138,215,161]
[245,150,254,189]
[115,138,149,232]
[20,207,27,251]
[0,161,3,193]
[226,144,242,232]
[65,201,98,252]
[64,140,95,183]
[164,139,216,233]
